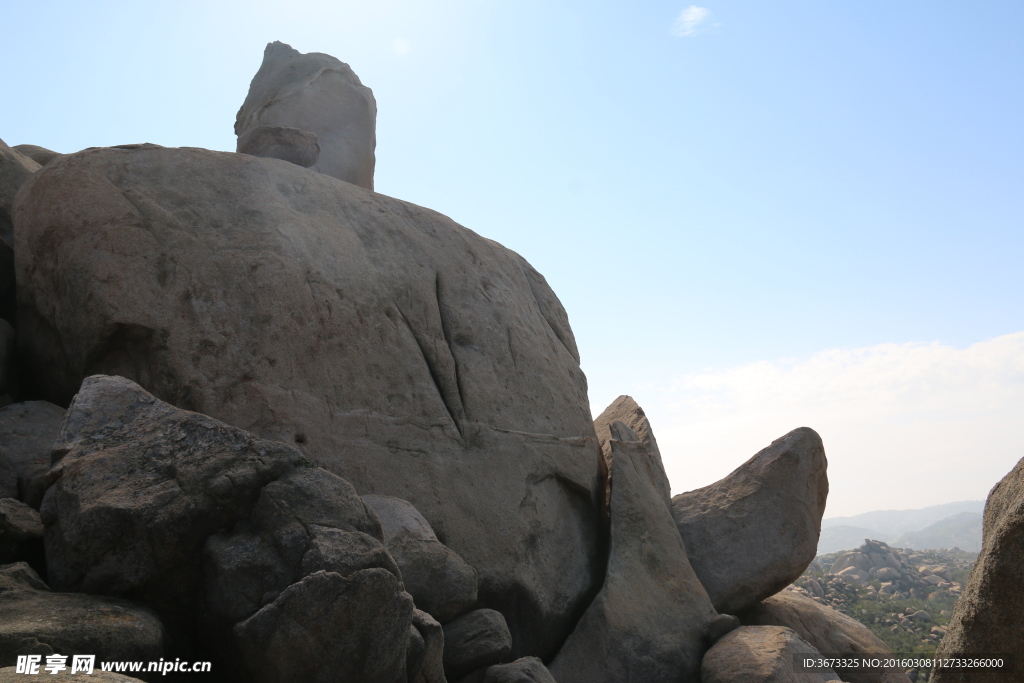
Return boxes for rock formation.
[741,591,911,683]
[442,608,513,679]
[11,146,61,167]
[14,143,604,660]
[593,395,670,511]
[701,625,839,683]
[549,419,717,683]
[933,455,1024,683]
[235,41,376,189]
[672,427,829,614]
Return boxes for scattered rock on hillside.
[701,625,839,683]
[11,145,62,167]
[741,590,911,683]
[442,609,513,680]
[234,568,412,683]
[550,420,716,683]
[236,125,320,168]
[363,494,477,623]
[16,143,605,659]
[933,455,1024,683]
[0,401,66,509]
[672,427,828,614]
[0,563,166,668]
[235,41,376,189]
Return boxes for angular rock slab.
[549,421,717,683]
[16,144,604,660]
[236,41,376,189]
[933,455,1024,683]
[741,591,910,683]
[234,568,412,683]
[364,494,477,623]
[701,626,838,683]
[593,395,669,508]
[672,427,828,614]
[41,375,301,638]
[0,401,66,509]
[0,564,166,668]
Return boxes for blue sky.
[3,0,1022,515]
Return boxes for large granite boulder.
[0,401,66,508]
[234,569,412,683]
[15,143,604,659]
[933,455,1024,683]
[11,145,62,167]
[741,591,911,683]
[701,626,838,683]
[672,427,828,614]
[0,563,166,668]
[235,41,376,189]
[363,494,477,623]
[550,421,717,683]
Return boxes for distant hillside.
[821,500,984,538]
[817,525,886,554]
[896,511,983,552]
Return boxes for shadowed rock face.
[933,455,1024,683]
[549,420,716,683]
[672,427,828,615]
[15,144,604,660]
[235,41,376,189]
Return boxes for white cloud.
[671,6,711,38]
[616,333,1024,517]
[392,37,411,56]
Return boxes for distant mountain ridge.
[817,500,984,554]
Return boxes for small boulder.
[671,427,828,614]
[11,145,62,167]
[934,455,1024,682]
[875,567,900,581]
[442,609,513,680]
[701,625,838,683]
[237,125,320,168]
[549,420,717,683]
[0,563,166,668]
[741,591,911,683]
[235,41,376,189]
[234,569,412,683]
[0,401,66,509]
[363,494,477,623]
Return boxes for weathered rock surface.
[0,401,65,509]
[16,143,604,659]
[411,608,445,683]
[701,625,838,683]
[237,125,320,168]
[672,427,828,614]
[550,421,717,683]
[0,139,40,247]
[0,499,44,569]
[0,563,166,668]
[442,609,513,680]
[933,455,1024,683]
[741,591,911,683]
[12,145,62,167]
[364,494,477,623]
[0,667,143,681]
[236,41,376,189]
[593,395,669,507]
[234,569,412,683]
[41,375,302,641]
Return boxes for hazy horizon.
[3,1,1022,517]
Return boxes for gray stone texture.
[0,401,66,509]
[442,609,513,680]
[235,41,376,189]
[364,494,477,623]
[672,427,828,614]
[933,455,1024,683]
[741,591,910,683]
[701,625,838,683]
[549,420,717,683]
[15,143,604,660]
[237,125,320,168]
[410,608,445,683]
